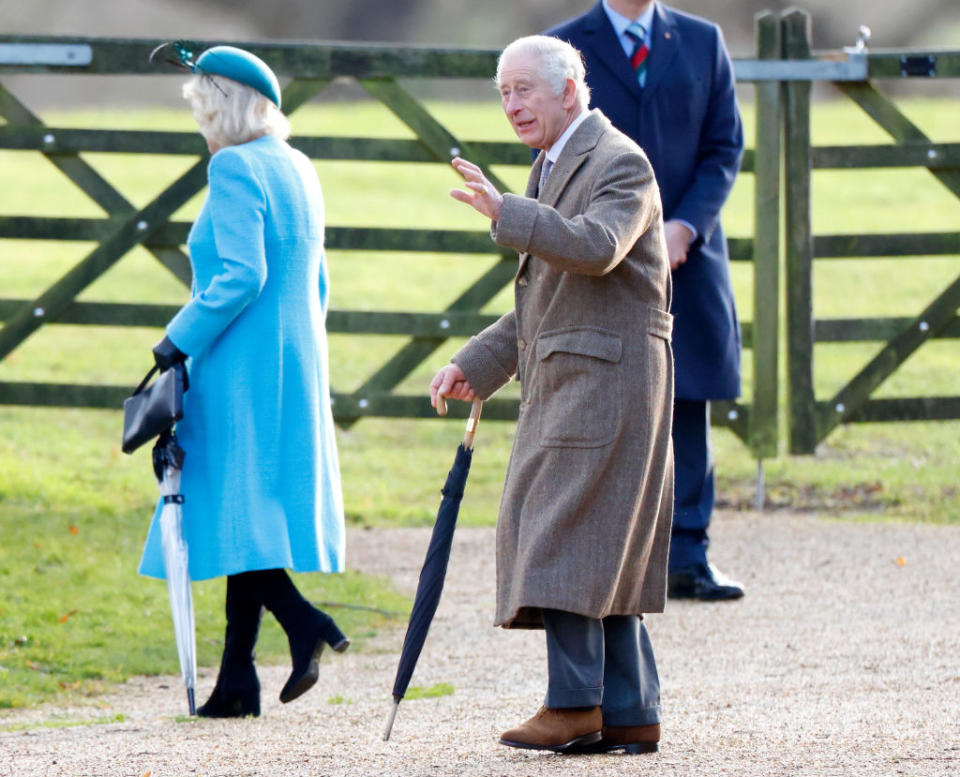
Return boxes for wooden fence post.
[782,8,817,454]
[749,11,783,468]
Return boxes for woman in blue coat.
[138,46,348,717]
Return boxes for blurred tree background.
[3,0,960,103]
[5,0,960,54]
[6,0,960,49]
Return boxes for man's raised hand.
[449,157,504,222]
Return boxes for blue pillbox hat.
[195,45,282,108]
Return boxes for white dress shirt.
[545,108,591,165]
[602,0,656,59]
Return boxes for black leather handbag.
[122,363,188,454]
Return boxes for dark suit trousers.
[542,609,661,726]
[669,399,714,573]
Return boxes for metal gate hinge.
[0,43,93,67]
[900,55,936,77]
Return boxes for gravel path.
[2,512,959,777]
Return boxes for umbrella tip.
[382,698,401,741]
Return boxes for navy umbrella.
[383,397,484,741]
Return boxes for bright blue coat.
[138,135,345,581]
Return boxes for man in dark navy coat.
[547,0,745,600]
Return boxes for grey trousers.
[542,609,661,727]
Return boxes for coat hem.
[495,598,666,630]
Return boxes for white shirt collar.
[602,0,656,56]
[545,109,590,163]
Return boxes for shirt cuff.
[671,218,698,245]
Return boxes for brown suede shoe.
[568,723,661,754]
[499,706,603,752]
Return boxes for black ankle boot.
[197,575,263,718]
[278,608,349,704]
[243,569,349,704]
[197,662,261,718]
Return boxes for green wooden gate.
[0,30,780,457]
[779,10,960,453]
[0,38,525,423]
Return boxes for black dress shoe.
[668,563,744,601]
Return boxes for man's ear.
[562,78,578,110]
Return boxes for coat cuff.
[491,193,538,254]
[452,337,513,401]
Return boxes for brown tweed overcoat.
[453,110,674,629]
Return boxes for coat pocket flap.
[647,308,673,341]
[537,328,622,363]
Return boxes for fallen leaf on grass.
[59,609,79,623]
[69,525,79,535]
[895,556,907,567]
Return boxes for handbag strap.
[132,365,160,396]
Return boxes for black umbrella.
[382,397,484,741]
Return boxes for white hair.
[183,74,290,149]
[496,35,591,110]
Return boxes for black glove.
[152,335,187,371]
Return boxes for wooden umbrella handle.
[436,395,484,450]
[462,398,484,450]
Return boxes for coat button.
[518,338,527,350]
[517,276,528,287]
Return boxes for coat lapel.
[538,131,593,208]
[642,3,680,105]
[514,116,604,273]
[516,153,546,274]
[579,1,644,103]
[527,152,544,199]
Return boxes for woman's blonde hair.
[183,74,290,149]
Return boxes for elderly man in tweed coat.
[430,35,674,754]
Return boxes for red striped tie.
[625,21,648,87]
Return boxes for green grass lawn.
[0,409,410,710]
[1,92,959,709]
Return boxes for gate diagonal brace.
[817,271,960,440]
[0,78,329,366]
[812,81,960,441]
[0,160,208,362]
[0,83,195,285]
[334,78,518,424]
[837,81,960,203]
